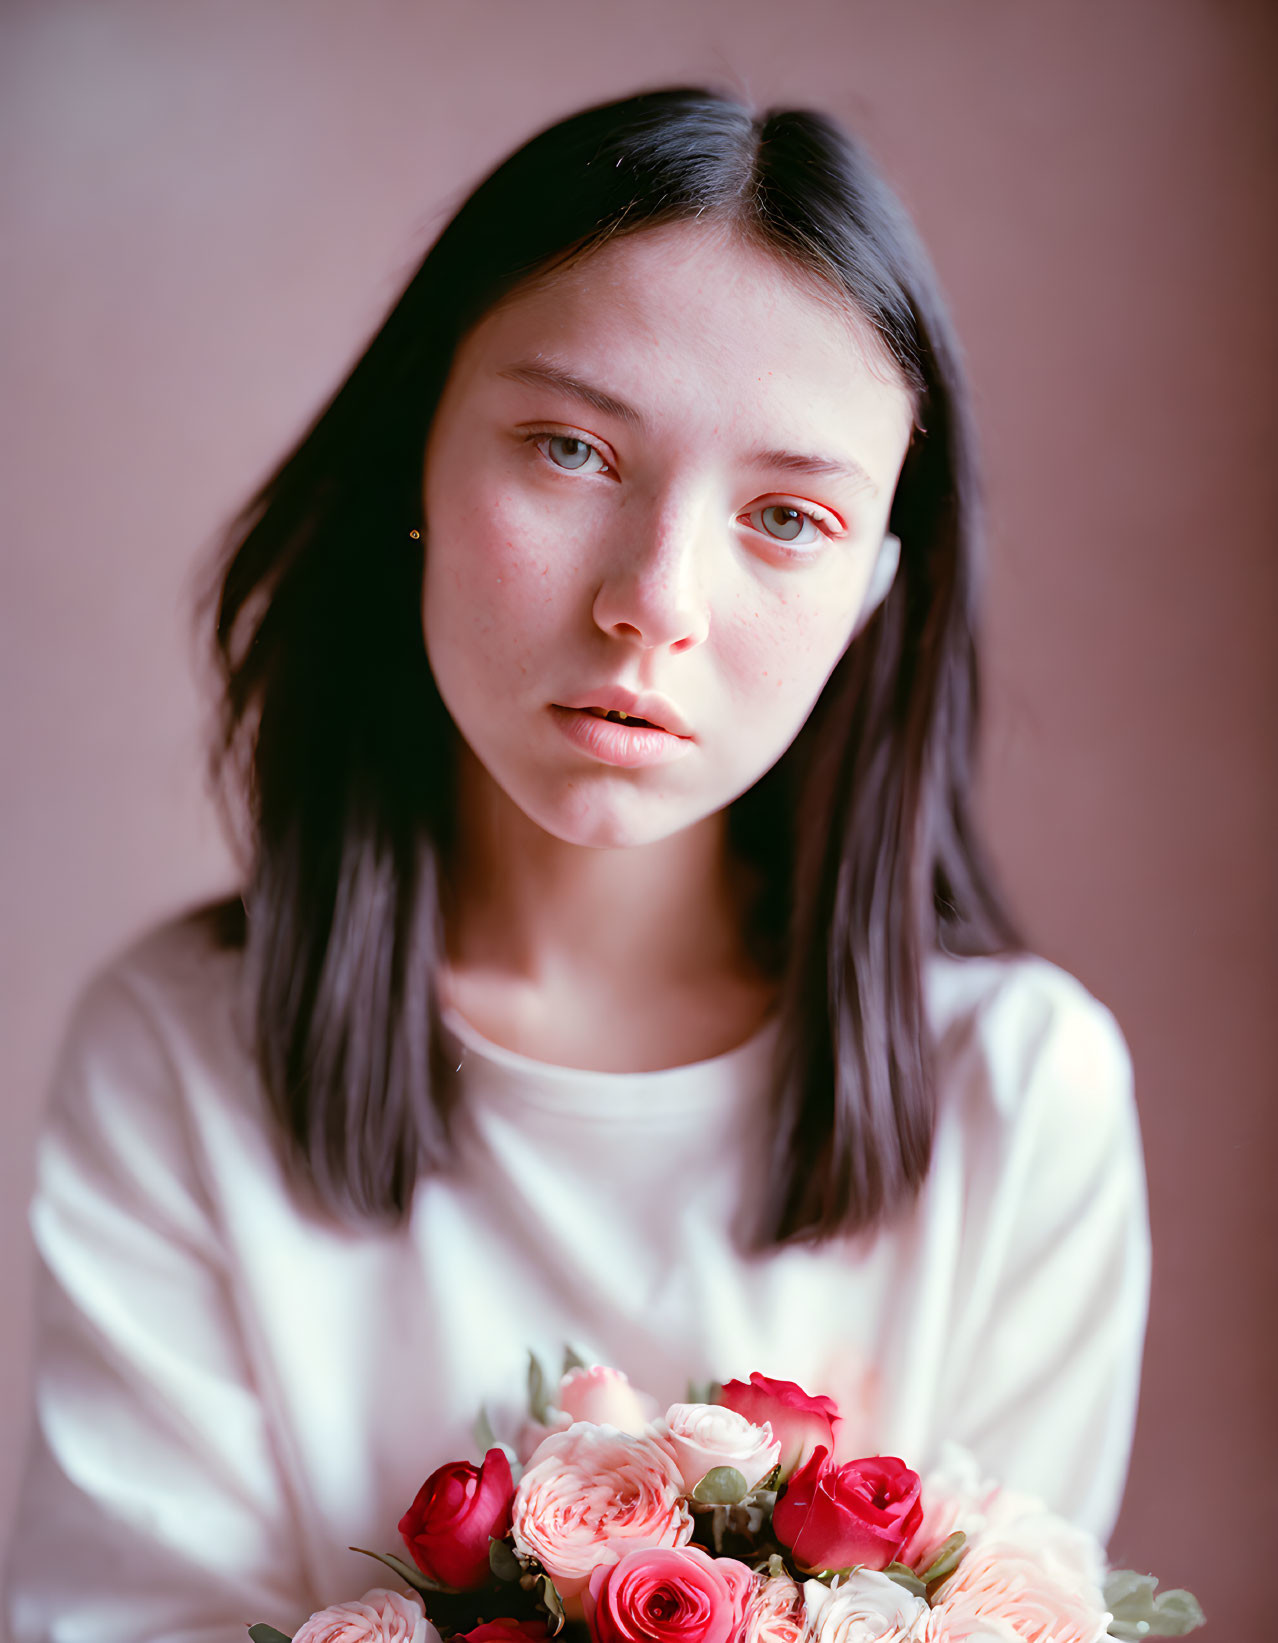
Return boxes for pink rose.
[292,1588,439,1643]
[926,1543,1110,1643]
[921,1615,1021,1642]
[585,1545,754,1643]
[399,1447,515,1589]
[717,1374,840,1481]
[454,1624,552,1641]
[900,1446,1000,1575]
[516,1410,574,1465]
[742,1571,808,1642]
[558,1365,657,1433]
[517,1366,657,1462]
[803,1571,929,1641]
[774,1451,923,1575]
[902,1445,1105,1596]
[653,1402,782,1495]
[511,1424,693,1615]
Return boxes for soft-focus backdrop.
[2,1,1274,1634]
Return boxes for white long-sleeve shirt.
[6,910,1150,1642]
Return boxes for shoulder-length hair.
[203,85,1021,1247]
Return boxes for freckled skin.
[422,220,914,850]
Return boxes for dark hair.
[203,85,1021,1246]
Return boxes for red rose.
[716,1373,841,1481]
[455,1624,551,1641]
[399,1447,515,1590]
[771,1448,923,1574]
[585,1545,754,1643]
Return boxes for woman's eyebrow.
[750,447,879,495]
[496,357,878,494]
[497,359,645,428]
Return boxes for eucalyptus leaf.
[1106,1569,1206,1639]
[562,1344,588,1375]
[248,1628,293,1643]
[473,1403,499,1459]
[489,1536,523,1583]
[528,1350,553,1425]
[920,1530,967,1587]
[692,1465,749,1505]
[1106,1569,1158,1609]
[1146,1591,1207,1635]
[540,1573,566,1633]
[884,1561,927,1600]
[349,1546,450,1595]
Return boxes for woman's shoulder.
[921,945,1135,1143]
[49,897,252,1127]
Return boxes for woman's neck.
[438,744,776,1071]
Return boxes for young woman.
[6,87,1150,1641]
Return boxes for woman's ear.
[852,531,900,636]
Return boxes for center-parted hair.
[203,85,1021,1244]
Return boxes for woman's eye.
[745,503,829,549]
[534,433,610,475]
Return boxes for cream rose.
[743,1571,810,1642]
[653,1402,782,1495]
[926,1544,1110,1643]
[803,1572,930,1643]
[292,1588,439,1643]
[511,1423,693,1615]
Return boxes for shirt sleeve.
[5,965,318,1643]
[935,965,1152,1545]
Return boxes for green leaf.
[562,1343,588,1375]
[528,1349,553,1425]
[883,1561,928,1600]
[1106,1569,1206,1639]
[539,1573,566,1633]
[692,1465,749,1505]
[248,1628,293,1643]
[472,1408,521,1483]
[1106,1569,1158,1610]
[920,1530,967,1587]
[489,1536,523,1583]
[349,1546,452,1596]
[473,1403,500,1459]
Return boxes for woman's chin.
[517,782,716,854]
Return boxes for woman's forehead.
[453,220,915,435]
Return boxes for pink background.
[2,1,1274,1635]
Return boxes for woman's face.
[422,220,915,849]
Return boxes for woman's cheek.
[474,487,599,602]
[721,586,855,736]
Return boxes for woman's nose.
[590,496,712,655]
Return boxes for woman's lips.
[549,704,695,768]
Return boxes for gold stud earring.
[408,528,421,540]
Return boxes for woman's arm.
[6,964,318,1642]
[937,963,1152,1545]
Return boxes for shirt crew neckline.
[439,1003,782,1122]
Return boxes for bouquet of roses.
[249,1354,1203,1643]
